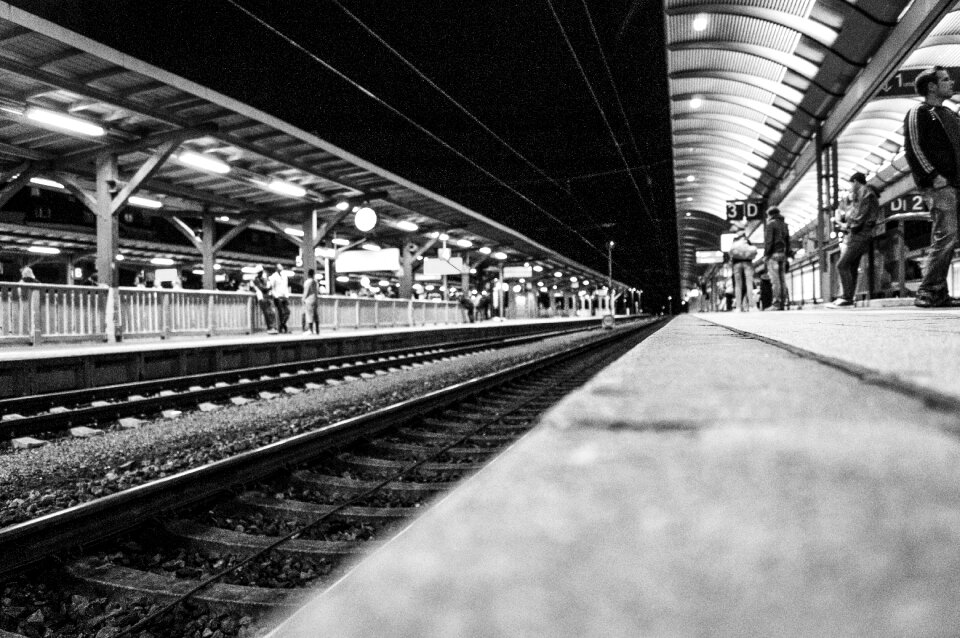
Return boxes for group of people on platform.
[249,263,296,335]
[717,64,960,312]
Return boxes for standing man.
[904,65,960,307]
[764,206,790,310]
[268,263,291,333]
[826,172,880,308]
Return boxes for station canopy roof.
[667,0,959,290]
[0,3,620,287]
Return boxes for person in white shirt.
[268,263,291,333]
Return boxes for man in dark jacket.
[827,172,880,308]
[903,65,960,307]
[763,207,790,310]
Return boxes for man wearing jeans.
[764,207,790,310]
[826,172,879,309]
[904,65,960,307]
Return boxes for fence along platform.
[0,283,464,346]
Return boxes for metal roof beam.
[770,0,956,205]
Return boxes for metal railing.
[0,283,465,346]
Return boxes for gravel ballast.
[0,328,616,529]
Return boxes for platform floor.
[267,308,960,637]
[0,316,588,363]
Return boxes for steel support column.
[815,129,838,304]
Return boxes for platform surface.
[0,315,587,363]
[268,309,960,637]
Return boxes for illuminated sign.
[696,250,724,264]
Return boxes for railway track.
[0,318,662,638]
[0,324,594,443]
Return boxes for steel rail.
[0,319,661,578]
[0,325,594,440]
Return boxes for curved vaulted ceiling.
[666,0,943,291]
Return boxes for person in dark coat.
[763,207,790,311]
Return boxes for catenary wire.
[222,0,609,262]
[328,0,608,233]
[579,0,650,195]
[543,0,666,256]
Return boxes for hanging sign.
[725,199,764,221]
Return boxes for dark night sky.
[13,0,679,303]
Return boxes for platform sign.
[725,199,763,222]
[883,193,928,216]
[878,67,960,99]
[696,250,724,264]
[502,265,533,279]
[423,256,466,275]
[337,247,401,272]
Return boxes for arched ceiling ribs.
[676,153,762,173]
[676,112,783,141]
[673,131,774,158]
[670,40,819,80]
[672,93,792,124]
[669,70,806,106]
[673,124,777,153]
[665,4,840,49]
[675,165,761,186]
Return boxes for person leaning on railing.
[252,267,278,334]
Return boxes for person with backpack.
[826,172,880,309]
[729,227,758,311]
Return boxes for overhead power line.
[328,0,609,236]
[544,0,666,258]
[222,0,609,262]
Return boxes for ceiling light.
[115,253,125,261]
[690,97,702,109]
[354,206,377,232]
[30,177,65,189]
[378,280,391,287]
[241,265,261,274]
[493,251,508,260]
[150,257,175,266]
[331,237,351,246]
[218,216,230,222]
[479,246,492,255]
[554,271,563,277]
[284,227,305,237]
[533,265,543,272]
[26,107,105,136]
[176,150,231,174]
[692,14,709,31]
[686,175,696,182]
[128,195,163,209]
[336,275,350,283]
[267,179,306,198]
[27,245,60,254]
[456,239,473,248]
[396,220,419,232]
[361,242,381,251]
[335,201,351,211]
[438,233,449,241]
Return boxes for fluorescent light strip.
[128,195,163,209]
[267,179,306,198]
[29,177,64,189]
[26,107,105,136]
[176,150,230,174]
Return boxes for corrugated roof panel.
[669,49,788,82]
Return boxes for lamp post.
[668,295,673,315]
[606,241,614,314]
